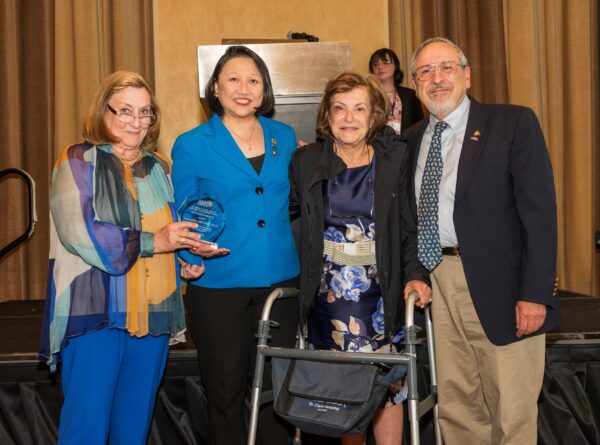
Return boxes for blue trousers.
[58,328,169,445]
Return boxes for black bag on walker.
[271,358,406,437]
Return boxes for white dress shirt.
[415,96,471,248]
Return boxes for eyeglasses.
[371,59,393,69]
[106,104,156,127]
[413,61,465,82]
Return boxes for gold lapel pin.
[271,137,277,156]
[470,130,481,141]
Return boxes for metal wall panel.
[197,42,351,97]
[197,41,351,143]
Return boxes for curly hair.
[316,72,389,142]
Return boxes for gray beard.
[423,98,457,120]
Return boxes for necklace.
[223,118,257,151]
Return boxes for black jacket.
[398,86,425,131]
[289,128,430,338]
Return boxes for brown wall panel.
[153,0,389,153]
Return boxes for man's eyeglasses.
[413,61,466,82]
[107,104,156,127]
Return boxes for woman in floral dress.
[290,72,431,445]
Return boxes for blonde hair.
[82,71,161,151]
[316,72,389,142]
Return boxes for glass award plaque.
[178,195,226,243]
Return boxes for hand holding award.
[178,195,229,256]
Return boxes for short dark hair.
[316,72,388,142]
[204,46,275,117]
[369,48,404,85]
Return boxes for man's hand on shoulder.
[515,300,547,337]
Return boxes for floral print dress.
[308,160,407,405]
[386,90,403,134]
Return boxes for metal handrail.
[0,168,37,260]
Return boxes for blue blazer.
[405,98,559,345]
[172,114,300,288]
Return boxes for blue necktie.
[418,121,449,271]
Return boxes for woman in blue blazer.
[171,46,299,445]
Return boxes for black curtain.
[1,344,598,445]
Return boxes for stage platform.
[0,293,599,444]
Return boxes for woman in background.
[39,71,204,444]
[290,72,431,444]
[369,48,424,133]
[171,46,299,445]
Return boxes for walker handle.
[405,290,418,328]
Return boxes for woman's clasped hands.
[180,261,205,280]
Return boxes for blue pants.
[58,328,169,445]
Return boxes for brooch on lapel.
[469,130,481,142]
[271,137,278,156]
